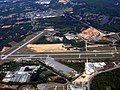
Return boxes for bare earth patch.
[27,44,68,52]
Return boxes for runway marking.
[1,52,114,56]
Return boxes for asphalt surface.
[1,31,45,60]
[0,28,120,64]
[1,52,114,60]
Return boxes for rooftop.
[2,66,40,83]
[44,56,77,76]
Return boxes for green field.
[59,61,85,73]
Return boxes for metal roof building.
[2,66,40,83]
[44,57,77,77]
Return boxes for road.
[1,31,45,60]
[69,15,94,28]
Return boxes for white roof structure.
[68,84,84,90]
[64,33,77,40]
[99,62,106,66]
[93,63,103,68]
[44,57,77,76]
[2,66,40,83]
[36,0,51,5]
[2,71,30,83]
[85,63,95,75]
[85,62,106,75]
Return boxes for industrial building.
[85,62,106,75]
[44,56,77,77]
[2,66,40,83]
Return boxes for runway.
[1,52,114,60]
[1,31,45,60]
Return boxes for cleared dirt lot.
[27,44,69,52]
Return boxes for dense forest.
[91,68,120,90]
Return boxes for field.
[27,44,72,52]
[87,45,117,51]
[59,61,85,73]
